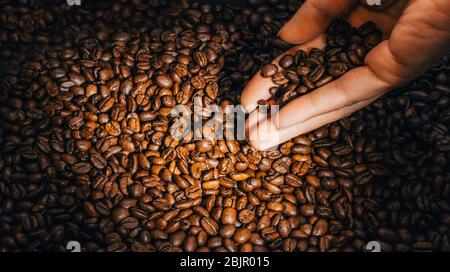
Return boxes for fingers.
[247,112,280,151]
[274,65,392,130]
[245,100,276,142]
[279,0,355,44]
[376,0,450,74]
[359,0,450,87]
[348,0,408,34]
[247,92,384,151]
[246,45,400,150]
[240,35,325,113]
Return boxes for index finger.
[274,64,392,130]
[279,0,355,44]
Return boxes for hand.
[241,0,450,150]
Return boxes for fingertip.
[248,137,279,151]
[240,91,258,113]
[278,21,302,44]
[247,119,281,151]
[279,0,354,44]
[248,139,269,151]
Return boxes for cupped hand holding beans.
[242,0,450,150]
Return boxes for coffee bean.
[238,209,255,224]
[279,54,294,69]
[305,175,321,188]
[277,220,292,238]
[219,224,236,238]
[183,236,197,252]
[111,208,129,225]
[312,219,328,236]
[328,62,348,77]
[233,228,252,244]
[196,140,213,152]
[170,231,187,247]
[98,66,114,82]
[300,204,316,217]
[156,74,173,88]
[261,64,278,78]
[272,72,289,85]
[221,208,237,225]
[201,217,219,236]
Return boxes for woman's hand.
[241,0,450,150]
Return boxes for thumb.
[279,0,355,44]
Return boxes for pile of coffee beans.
[0,0,449,252]
[350,63,450,252]
[261,20,382,105]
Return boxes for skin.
[241,0,450,150]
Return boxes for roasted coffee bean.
[238,209,255,224]
[111,208,129,225]
[221,208,237,225]
[156,74,173,88]
[233,228,252,244]
[328,62,348,77]
[272,72,289,85]
[201,217,219,236]
[279,54,294,69]
[196,140,213,153]
[219,224,236,239]
[277,220,292,238]
[312,219,329,237]
[261,64,278,78]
